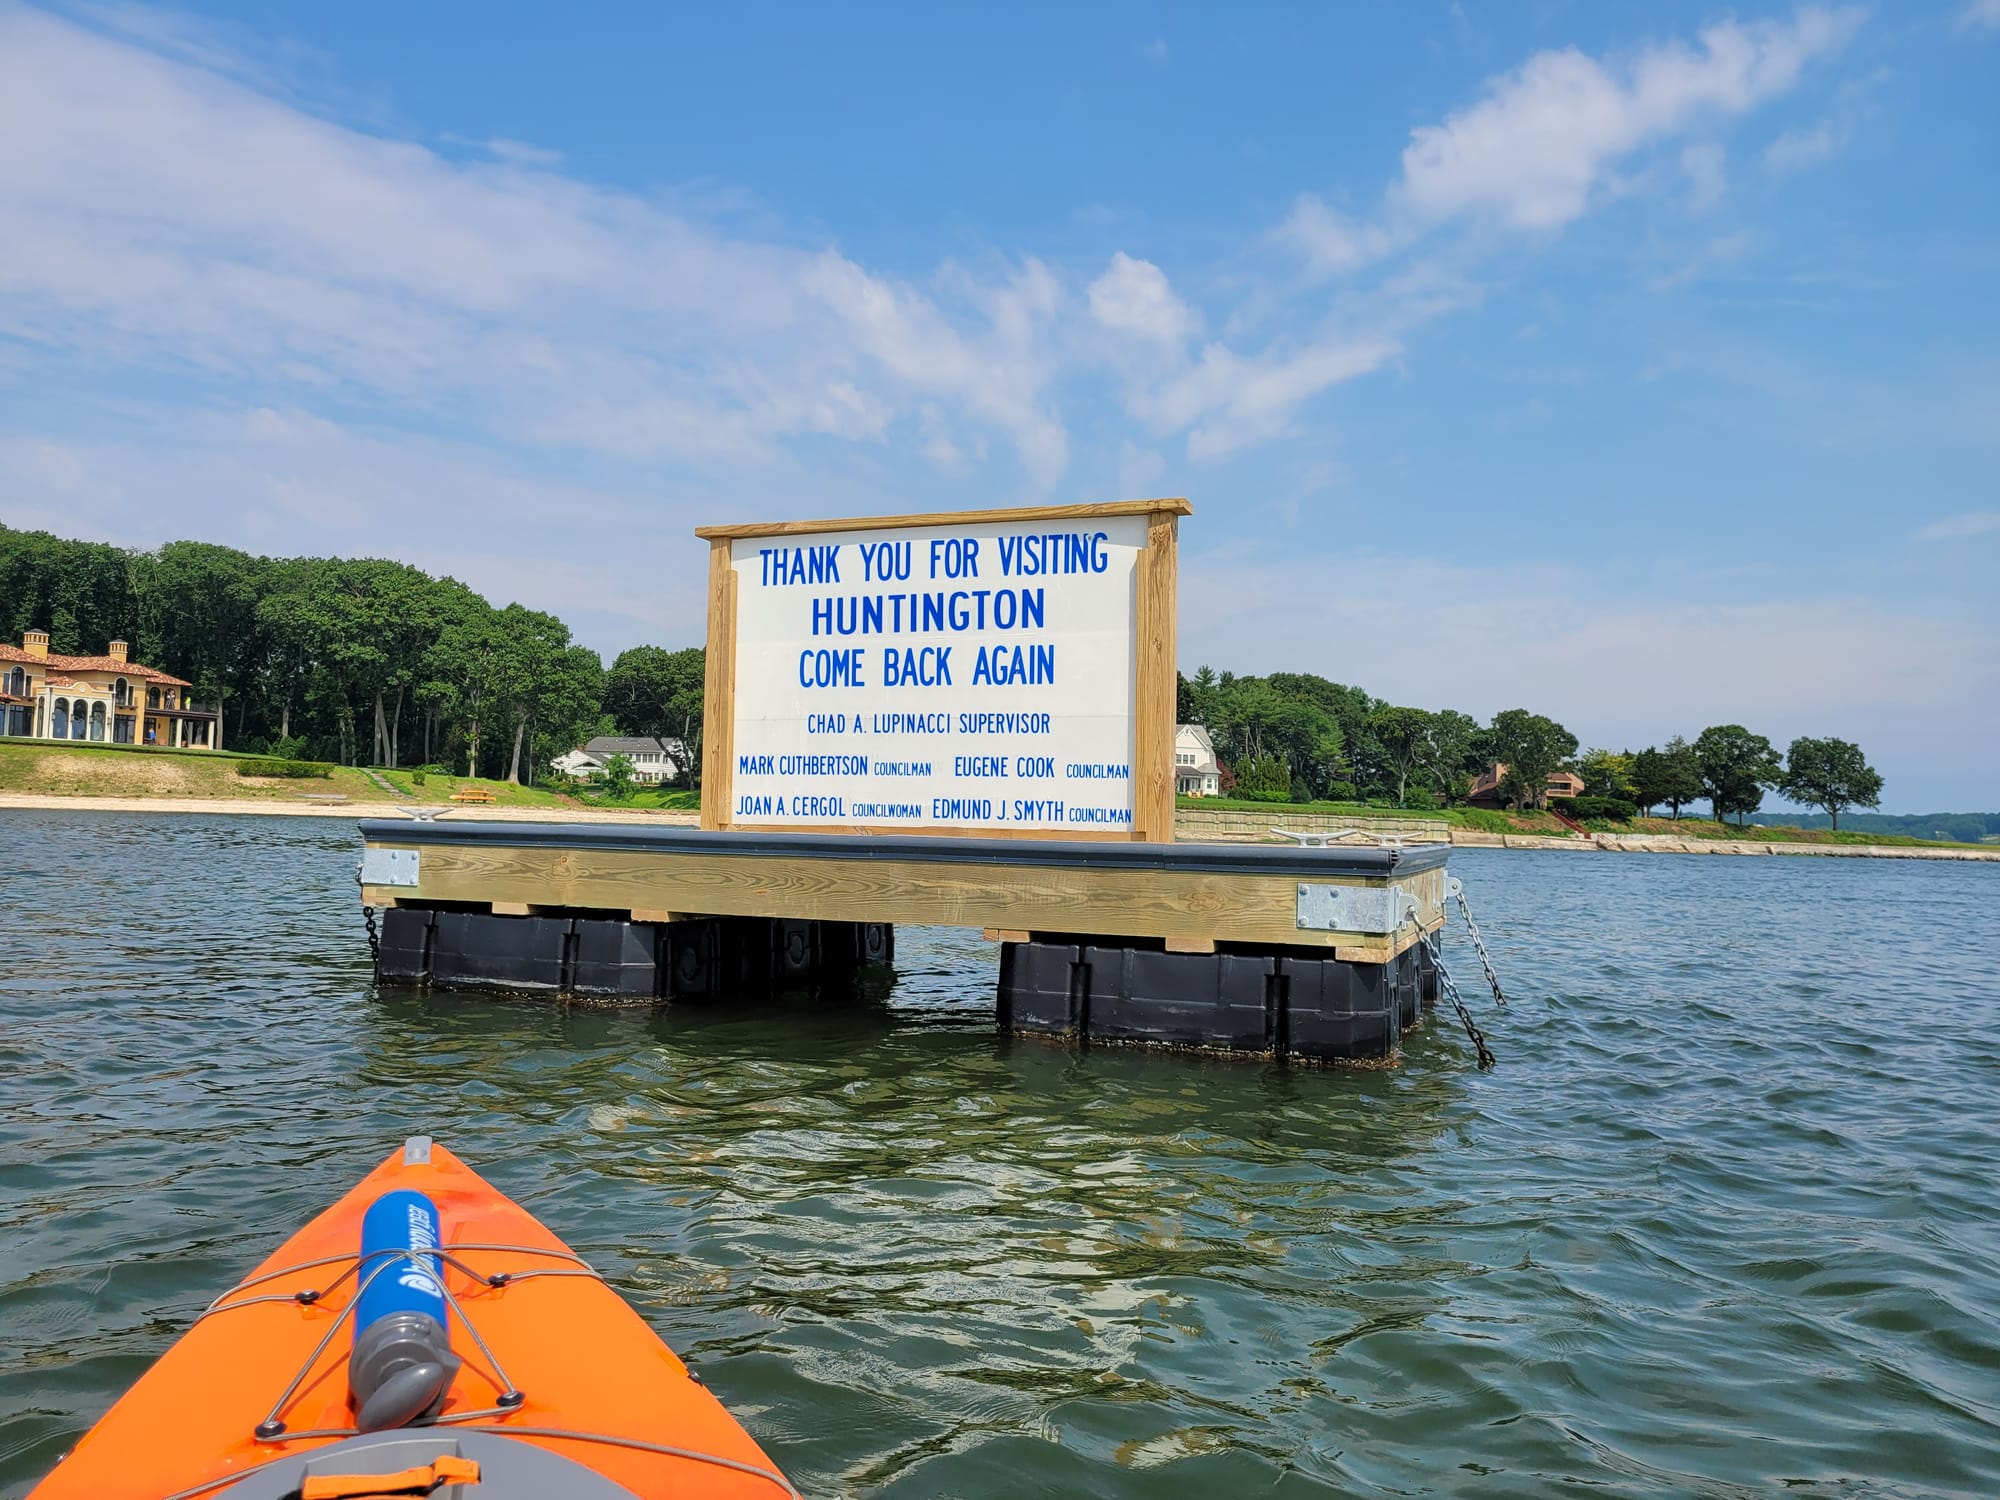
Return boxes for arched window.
[3,667,22,696]
[71,701,88,739]
[90,702,107,740]
[52,698,69,739]
[114,677,130,706]
[147,687,160,709]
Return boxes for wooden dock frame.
[694,498,1190,843]
[359,821,1452,1064]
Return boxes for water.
[3,812,1998,1498]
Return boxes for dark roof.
[581,736,679,757]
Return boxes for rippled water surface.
[3,811,1998,1497]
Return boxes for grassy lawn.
[575,785,700,811]
[371,767,568,808]
[0,739,381,802]
[0,740,572,807]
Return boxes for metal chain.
[357,867,381,972]
[1449,878,1508,1007]
[1417,925,1495,1069]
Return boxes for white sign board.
[727,515,1145,831]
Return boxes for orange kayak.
[31,1138,795,1500]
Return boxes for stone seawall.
[1172,806,1997,862]
[1444,828,1999,861]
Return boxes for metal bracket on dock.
[360,848,421,887]
[1295,884,1417,935]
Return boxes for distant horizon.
[1,514,1968,820]
[2,3,1993,807]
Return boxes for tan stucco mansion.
[0,630,222,748]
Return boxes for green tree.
[1232,751,1292,802]
[603,645,707,788]
[1367,704,1433,806]
[424,602,510,778]
[1631,736,1704,819]
[1183,664,1220,727]
[1577,748,1636,801]
[1694,724,1781,826]
[1778,736,1883,831]
[1488,709,1579,810]
[135,541,268,746]
[600,752,636,801]
[1267,673,1377,795]
[1418,708,1481,806]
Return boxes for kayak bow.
[31,1137,794,1500]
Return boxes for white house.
[1175,723,1221,797]
[552,736,681,784]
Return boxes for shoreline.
[0,791,701,827]
[1445,828,2000,861]
[2,791,1994,860]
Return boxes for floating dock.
[358,820,1449,1063]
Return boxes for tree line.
[1179,667,1886,829]
[0,524,702,785]
[1,523,1887,822]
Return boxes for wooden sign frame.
[696,498,1189,843]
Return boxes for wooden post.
[700,538,737,830]
[696,499,1188,841]
[1133,507,1179,844]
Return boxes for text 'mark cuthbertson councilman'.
[729,515,1144,831]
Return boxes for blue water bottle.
[348,1189,461,1431]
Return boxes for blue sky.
[1,2,1994,809]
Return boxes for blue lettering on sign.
[857,540,912,582]
[738,754,774,775]
[853,801,924,818]
[958,712,1052,734]
[997,531,1110,577]
[760,544,842,587]
[810,589,1043,637]
[798,648,866,688]
[790,795,845,817]
[1012,799,1065,821]
[928,536,982,579]
[1069,806,1134,825]
[873,712,950,733]
[1015,756,1055,778]
[954,756,1008,777]
[931,797,993,820]
[883,646,952,687]
[970,644,1056,685]
[736,794,777,817]
[805,713,848,734]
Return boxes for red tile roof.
[0,644,190,686]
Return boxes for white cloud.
[1087,253,1199,345]
[0,7,1071,485]
[1681,143,1728,211]
[1285,6,1858,273]
[1278,197,1404,275]
[1162,337,1401,461]
[1914,511,2000,542]
[1764,120,1842,173]
[1395,7,1860,230]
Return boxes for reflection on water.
[3,811,1998,1497]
